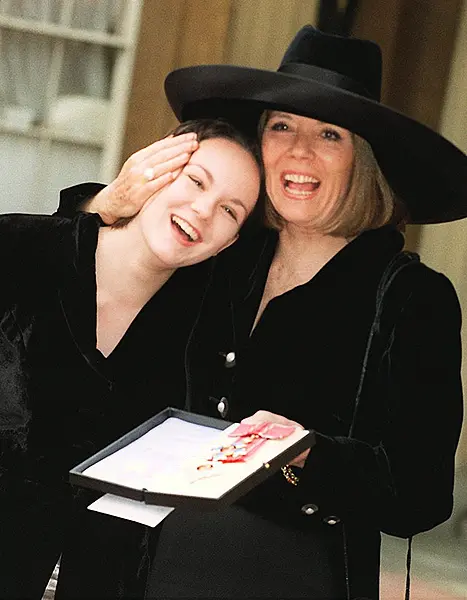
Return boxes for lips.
[282,172,321,198]
[171,214,202,244]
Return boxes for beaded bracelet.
[281,464,300,486]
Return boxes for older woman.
[58,26,466,600]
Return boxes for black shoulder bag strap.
[344,250,420,600]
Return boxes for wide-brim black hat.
[165,25,467,225]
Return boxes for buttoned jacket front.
[151,224,463,600]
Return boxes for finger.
[142,150,192,184]
[288,448,311,468]
[241,414,304,430]
[144,170,175,193]
[150,153,192,179]
[171,167,182,180]
[153,139,198,164]
[137,133,197,162]
[241,410,284,424]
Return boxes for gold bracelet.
[281,465,299,486]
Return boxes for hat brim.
[165,65,467,225]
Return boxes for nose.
[289,132,316,159]
[190,194,215,220]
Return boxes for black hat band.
[279,63,376,101]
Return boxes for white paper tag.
[88,493,174,528]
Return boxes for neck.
[96,225,175,310]
[275,223,349,272]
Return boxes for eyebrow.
[270,111,293,120]
[190,163,249,215]
[270,112,342,129]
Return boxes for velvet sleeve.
[0,213,70,290]
[54,183,105,218]
[293,267,463,538]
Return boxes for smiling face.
[261,111,355,231]
[136,137,260,268]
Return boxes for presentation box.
[70,407,315,509]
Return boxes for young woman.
[75,26,466,600]
[0,118,260,599]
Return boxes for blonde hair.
[262,123,407,237]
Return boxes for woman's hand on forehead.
[91,133,199,224]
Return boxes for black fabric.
[147,225,463,600]
[0,211,211,599]
[279,27,382,100]
[9,186,461,599]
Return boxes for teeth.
[171,215,199,241]
[286,189,315,196]
[284,173,319,184]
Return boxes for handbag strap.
[348,250,420,438]
[345,250,419,600]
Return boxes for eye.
[268,120,289,132]
[322,128,342,141]
[188,175,203,188]
[222,205,238,222]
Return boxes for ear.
[215,233,239,255]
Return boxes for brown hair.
[112,118,261,229]
[260,114,407,237]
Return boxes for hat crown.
[280,25,382,102]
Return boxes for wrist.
[90,188,117,225]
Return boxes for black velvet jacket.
[189,224,463,533]
[148,224,463,600]
[0,210,209,503]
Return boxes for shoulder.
[0,211,100,242]
[0,213,69,262]
[0,212,100,281]
[388,257,461,329]
[397,258,458,303]
[0,212,72,241]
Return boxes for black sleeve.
[292,267,463,538]
[54,183,106,218]
[0,213,70,282]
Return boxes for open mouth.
[283,173,320,197]
[171,215,201,243]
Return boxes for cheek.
[339,158,354,189]
[261,138,279,169]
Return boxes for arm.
[55,134,198,221]
[294,267,462,537]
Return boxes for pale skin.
[86,133,199,224]
[93,136,260,358]
[85,113,355,469]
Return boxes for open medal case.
[70,407,315,509]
